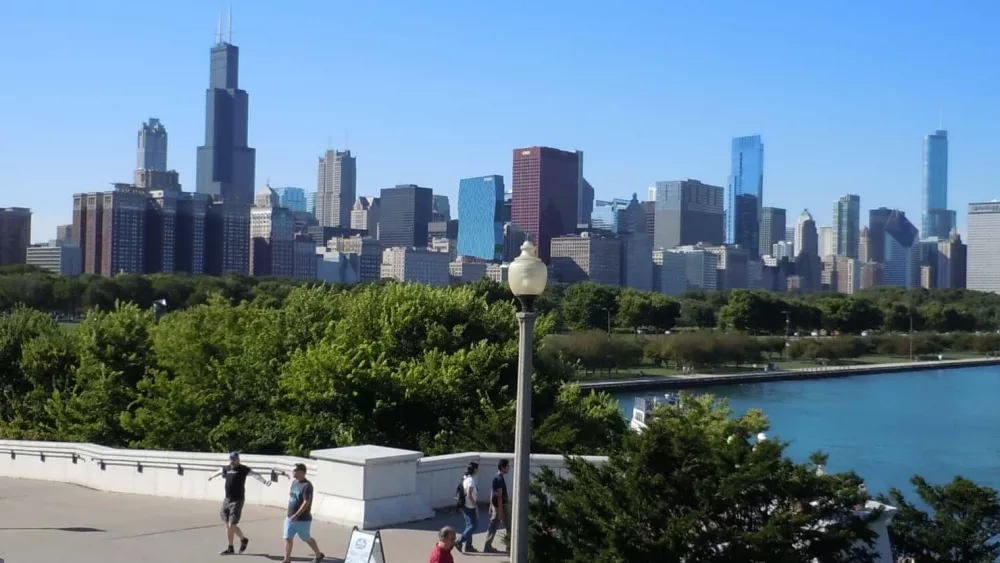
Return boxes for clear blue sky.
[3,0,999,243]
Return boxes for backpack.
[454,477,466,508]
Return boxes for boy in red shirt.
[429,527,457,563]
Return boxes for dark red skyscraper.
[511,146,582,262]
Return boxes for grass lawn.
[576,351,988,381]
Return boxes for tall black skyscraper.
[378,185,433,247]
[196,20,256,205]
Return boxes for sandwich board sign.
[344,526,386,563]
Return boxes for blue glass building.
[457,175,505,261]
[272,187,306,213]
[922,130,949,238]
[727,135,764,258]
[590,199,630,233]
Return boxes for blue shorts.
[283,517,312,541]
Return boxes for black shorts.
[220,498,245,525]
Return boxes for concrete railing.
[0,440,605,529]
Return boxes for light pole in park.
[507,241,548,563]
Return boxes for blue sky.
[3,0,999,243]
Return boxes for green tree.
[881,476,1000,563]
[561,282,618,331]
[718,290,785,334]
[529,394,878,562]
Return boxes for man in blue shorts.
[284,463,324,563]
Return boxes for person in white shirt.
[457,462,479,553]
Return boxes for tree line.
[547,330,1000,375]
[0,282,626,457]
[4,266,999,335]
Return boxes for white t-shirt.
[462,475,477,509]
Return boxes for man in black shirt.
[483,459,510,554]
[208,451,271,555]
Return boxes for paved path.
[0,478,506,563]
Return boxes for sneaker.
[312,554,325,563]
[239,538,249,554]
[465,546,480,553]
[219,546,235,555]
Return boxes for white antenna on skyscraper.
[227,4,233,44]
[216,11,223,44]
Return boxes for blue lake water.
[613,365,1000,497]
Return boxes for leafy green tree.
[529,394,878,562]
[561,282,618,331]
[881,476,1000,563]
[0,307,63,423]
[718,290,785,334]
[679,298,717,328]
[46,303,155,445]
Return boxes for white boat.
[630,393,679,432]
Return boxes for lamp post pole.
[511,307,536,563]
[506,241,547,563]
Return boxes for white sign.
[344,527,386,563]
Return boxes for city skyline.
[5,2,1000,243]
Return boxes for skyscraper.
[921,129,949,238]
[818,227,834,257]
[833,194,861,258]
[591,199,630,233]
[967,202,1000,293]
[794,209,820,291]
[432,195,451,222]
[378,184,432,248]
[316,150,357,228]
[882,210,919,288]
[457,175,504,261]
[867,207,895,263]
[511,146,583,262]
[250,187,294,277]
[0,207,31,266]
[727,135,764,258]
[137,118,167,172]
[195,22,256,205]
[350,196,380,237]
[758,207,786,257]
[579,178,594,227]
[652,179,725,250]
[272,187,307,213]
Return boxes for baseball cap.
[229,451,240,460]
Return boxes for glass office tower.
[457,175,505,261]
[727,135,764,258]
[922,130,949,238]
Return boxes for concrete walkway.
[0,478,506,563]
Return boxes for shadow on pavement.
[246,555,344,563]
[0,526,105,533]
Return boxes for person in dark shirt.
[207,451,271,555]
[283,463,324,563]
[482,458,510,554]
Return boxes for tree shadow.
[0,526,105,533]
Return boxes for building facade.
[72,185,147,275]
[867,207,895,263]
[272,187,307,213]
[591,199,630,233]
[432,195,451,222]
[330,236,383,282]
[935,230,967,289]
[549,232,622,286]
[378,185,432,248]
[726,135,764,258]
[818,226,834,257]
[0,207,31,266]
[137,118,168,172]
[511,146,582,262]
[652,179,725,250]
[195,35,256,205]
[653,247,718,296]
[758,207,786,258]
[380,247,451,287]
[350,196,380,237]
[922,129,950,239]
[833,194,860,258]
[967,202,1000,292]
[26,242,82,276]
[449,259,488,284]
[882,210,919,288]
[316,150,357,228]
[457,175,504,261]
[249,187,295,277]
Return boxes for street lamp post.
[782,310,791,362]
[507,241,548,563]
